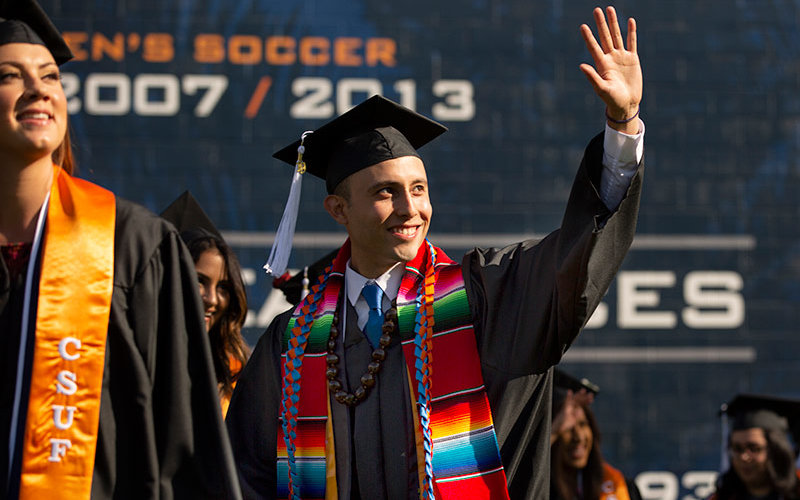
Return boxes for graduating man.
[227,6,644,499]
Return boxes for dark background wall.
[40,1,800,498]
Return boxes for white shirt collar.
[345,260,404,307]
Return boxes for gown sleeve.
[94,200,241,499]
[226,311,290,500]
[463,131,643,377]
[461,132,643,498]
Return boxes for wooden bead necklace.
[325,304,397,406]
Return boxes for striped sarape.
[278,240,509,499]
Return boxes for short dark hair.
[333,174,352,201]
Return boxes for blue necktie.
[361,282,384,348]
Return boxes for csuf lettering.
[48,336,82,462]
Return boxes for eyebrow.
[0,61,58,69]
[368,177,428,192]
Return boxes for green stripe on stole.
[397,288,471,338]
[279,260,508,499]
[284,312,333,353]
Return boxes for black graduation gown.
[0,198,240,499]
[226,132,644,500]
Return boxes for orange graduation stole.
[600,463,631,500]
[18,166,116,499]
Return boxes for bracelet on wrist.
[605,106,640,124]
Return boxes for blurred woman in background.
[550,370,641,500]
[711,394,800,500]
[162,191,250,417]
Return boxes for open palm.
[580,6,642,124]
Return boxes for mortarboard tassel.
[264,131,313,277]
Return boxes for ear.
[324,194,348,225]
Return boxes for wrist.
[605,105,639,124]
[606,105,641,134]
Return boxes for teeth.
[20,112,49,120]
[393,227,417,235]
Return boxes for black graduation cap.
[720,393,800,440]
[0,0,73,65]
[160,190,224,243]
[552,368,599,409]
[554,369,600,396]
[272,249,338,306]
[273,94,447,194]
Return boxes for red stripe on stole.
[401,327,483,403]
[280,354,328,417]
[430,327,484,399]
[435,469,509,500]
[276,419,327,458]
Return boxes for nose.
[201,284,218,308]
[395,189,420,218]
[568,426,579,441]
[24,76,51,101]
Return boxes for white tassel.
[264,132,313,276]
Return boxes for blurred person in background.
[710,394,800,500]
[162,190,251,418]
[550,369,642,500]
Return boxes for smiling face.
[730,427,771,493]
[195,247,231,332]
[555,405,594,470]
[324,155,431,278]
[0,43,66,165]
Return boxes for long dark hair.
[715,427,800,500]
[550,400,605,500]
[185,233,250,398]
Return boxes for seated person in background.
[710,394,800,500]
[550,369,642,500]
[162,191,250,417]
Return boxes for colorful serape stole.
[277,252,341,500]
[278,239,509,499]
[397,244,509,499]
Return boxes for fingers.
[580,24,604,62]
[592,6,613,52]
[588,6,635,54]
[627,17,637,54]
[579,63,604,93]
[574,389,595,408]
[605,6,624,50]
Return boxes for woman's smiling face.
[0,43,66,163]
